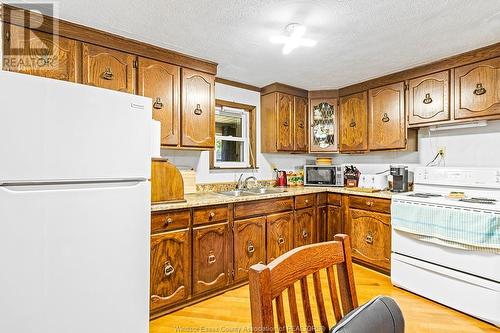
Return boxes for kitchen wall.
[161,83,310,183]
[162,83,500,183]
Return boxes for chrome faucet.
[237,174,258,190]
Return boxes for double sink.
[218,187,287,197]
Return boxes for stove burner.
[459,198,497,205]
[407,193,443,198]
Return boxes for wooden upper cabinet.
[266,211,294,263]
[233,216,266,283]
[454,57,500,120]
[3,24,79,82]
[192,222,230,296]
[293,96,308,151]
[409,71,450,125]
[368,82,406,150]
[309,98,338,153]
[276,93,294,151]
[150,229,191,312]
[339,92,368,152]
[82,43,136,93]
[181,68,215,148]
[138,58,180,146]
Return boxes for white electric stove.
[391,167,500,327]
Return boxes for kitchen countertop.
[151,186,393,211]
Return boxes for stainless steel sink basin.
[217,190,254,197]
[217,187,287,197]
[245,187,287,195]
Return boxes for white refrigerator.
[0,71,152,333]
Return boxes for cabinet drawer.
[327,193,342,206]
[317,193,327,206]
[347,209,391,271]
[295,194,315,209]
[349,195,390,214]
[193,205,228,225]
[151,209,190,234]
[234,197,293,219]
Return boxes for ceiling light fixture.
[270,23,317,55]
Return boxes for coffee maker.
[388,165,413,192]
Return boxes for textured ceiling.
[10,0,500,89]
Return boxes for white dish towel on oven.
[391,200,500,253]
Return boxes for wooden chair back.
[248,234,358,333]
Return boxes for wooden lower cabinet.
[266,211,294,262]
[192,222,230,296]
[233,216,267,283]
[150,229,191,313]
[294,208,316,247]
[346,208,391,272]
[317,205,328,242]
[326,205,343,241]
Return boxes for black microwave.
[304,165,344,186]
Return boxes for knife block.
[151,158,185,203]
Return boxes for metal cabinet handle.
[423,93,433,104]
[365,234,374,245]
[283,121,289,127]
[366,201,374,207]
[165,217,173,225]
[102,67,114,80]
[164,262,175,277]
[298,122,305,128]
[305,199,309,204]
[278,237,285,245]
[473,83,486,96]
[302,229,309,239]
[349,119,356,128]
[209,211,215,218]
[208,254,217,264]
[382,113,390,123]
[153,97,164,109]
[194,104,203,115]
[247,241,255,254]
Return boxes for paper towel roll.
[151,120,161,158]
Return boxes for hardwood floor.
[150,264,499,333]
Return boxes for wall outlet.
[438,147,446,157]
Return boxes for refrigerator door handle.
[0,180,147,192]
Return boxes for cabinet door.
[181,68,215,148]
[346,209,391,271]
[317,205,328,242]
[138,58,180,146]
[454,57,500,120]
[309,98,338,152]
[3,24,79,82]
[339,92,368,152]
[409,71,450,125]
[233,216,266,283]
[276,93,294,151]
[326,205,342,241]
[266,211,294,263]
[192,222,230,296]
[82,43,136,93]
[294,208,316,247]
[368,82,406,150]
[294,96,308,151]
[150,229,190,312]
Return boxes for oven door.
[305,167,336,185]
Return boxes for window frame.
[210,99,257,170]
[214,106,250,168]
